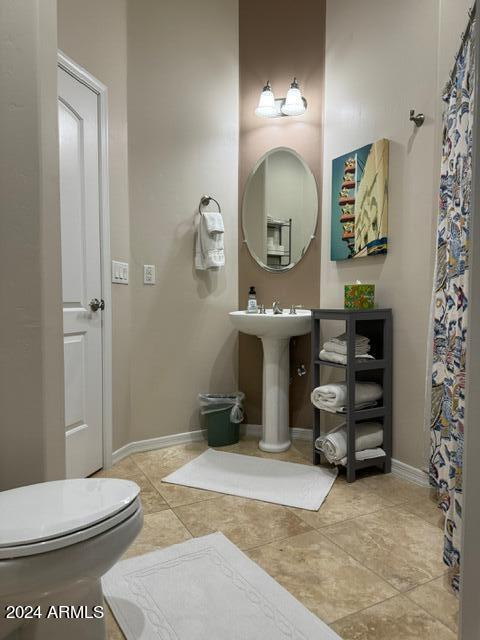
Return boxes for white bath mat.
[162,449,337,511]
[103,533,341,640]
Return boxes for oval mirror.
[242,147,318,272]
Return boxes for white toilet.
[0,478,143,640]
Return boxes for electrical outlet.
[112,260,129,284]
[143,264,156,285]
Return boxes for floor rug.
[103,533,341,640]
[162,448,337,511]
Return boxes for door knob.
[89,298,105,312]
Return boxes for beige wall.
[438,0,473,82]
[239,0,325,428]
[0,0,65,489]
[127,0,239,440]
[322,0,473,470]
[57,0,132,451]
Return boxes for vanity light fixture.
[281,78,306,116]
[254,81,276,118]
[255,77,307,118]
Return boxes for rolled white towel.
[311,400,377,414]
[322,340,370,356]
[315,422,383,464]
[312,384,346,407]
[319,349,374,365]
[311,382,382,410]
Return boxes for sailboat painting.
[330,139,389,261]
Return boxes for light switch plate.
[112,260,129,284]
[143,264,156,285]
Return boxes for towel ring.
[199,195,221,215]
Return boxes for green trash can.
[199,392,245,447]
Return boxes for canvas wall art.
[331,139,389,261]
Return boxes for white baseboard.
[112,424,429,487]
[390,458,429,487]
[241,424,311,441]
[112,428,206,465]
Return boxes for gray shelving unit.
[266,218,292,269]
[311,308,393,483]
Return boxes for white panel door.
[58,67,103,478]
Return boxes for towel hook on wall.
[409,109,425,128]
[199,195,222,214]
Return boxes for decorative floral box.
[344,284,375,310]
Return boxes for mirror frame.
[241,146,319,273]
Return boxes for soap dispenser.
[247,286,258,313]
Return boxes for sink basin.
[229,309,311,338]
[229,309,312,453]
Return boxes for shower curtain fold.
[429,16,475,593]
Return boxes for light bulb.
[281,78,306,116]
[255,81,276,118]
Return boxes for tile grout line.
[317,519,448,598]
[318,501,448,535]
[402,576,459,633]
[330,592,400,627]
[245,528,405,629]
[291,501,411,531]
[168,507,198,540]
[398,503,445,529]
[128,451,235,511]
[239,527,316,555]
[315,496,440,531]
[331,592,457,636]
[311,525,406,595]
[159,488,227,510]
[118,454,171,508]
[169,502,316,552]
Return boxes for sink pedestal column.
[259,336,291,452]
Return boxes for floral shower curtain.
[429,18,475,592]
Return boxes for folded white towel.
[319,349,374,365]
[202,211,224,234]
[312,400,378,414]
[322,340,370,356]
[195,213,225,270]
[329,333,370,348]
[311,382,383,411]
[314,422,383,464]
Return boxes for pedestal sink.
[229,309,311,452]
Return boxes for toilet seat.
[0,478,140,560]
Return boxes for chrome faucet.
[272,301,283,315]
[289,304,303,315]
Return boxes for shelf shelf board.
[267,220,290,227]
[355,359,386,370]
[311,452,386,470]
[313,405,386,420]
[353,406,386,420]
[314,358,386,371]
[355,455,386,470]
[314,359,346,369]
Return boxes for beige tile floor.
[96,437,459,639]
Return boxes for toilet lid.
[0,478,140,547]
